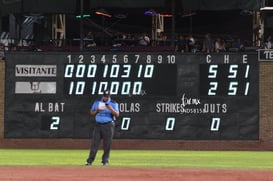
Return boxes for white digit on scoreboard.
[50,116,60,130]
[210,117,220,131]
[165,117,175,131]
[121,117,131,130]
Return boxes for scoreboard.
[4,52,259,140]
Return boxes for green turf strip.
[0,149,273,169]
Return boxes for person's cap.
[103,90,110,97]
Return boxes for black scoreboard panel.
[4,52,259,140]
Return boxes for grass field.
[0,149,273,169]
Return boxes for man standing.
[86,90,119,166]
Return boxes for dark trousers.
[87,121,115,164]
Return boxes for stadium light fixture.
[144,9,158,16]
[76,14,91,19]
[95,9,112,17]
[260,6,273,10]
[160,13,172,17]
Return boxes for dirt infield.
[0,167,273,181]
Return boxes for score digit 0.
[210,117,220,131]
[165,117,175,131]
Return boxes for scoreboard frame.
[3,52,259,140]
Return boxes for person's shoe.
[85,162,92,166]
[102,162,108,166]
